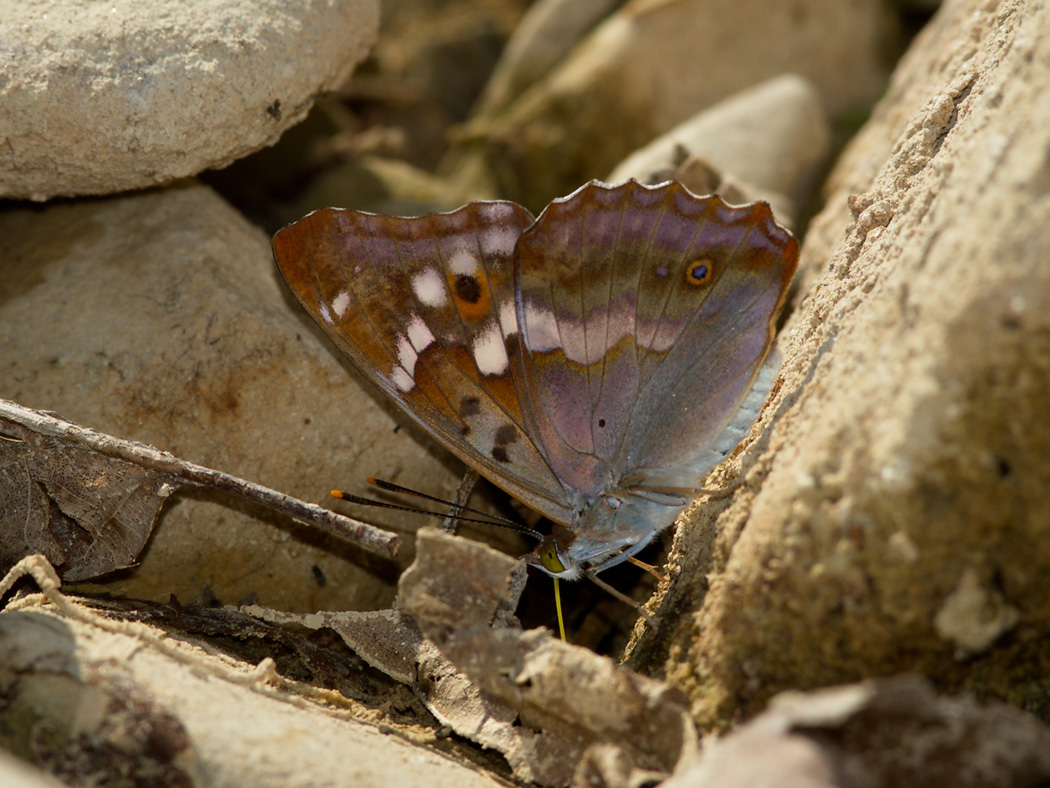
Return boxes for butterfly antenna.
[332,481,544,540]
[330,490,517,528]
[584,569,656,631]
[365,478,526,527]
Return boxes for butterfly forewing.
[273,203,575,523]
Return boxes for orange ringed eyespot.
[686,258,714,285]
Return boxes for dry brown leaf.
[249,528,696,787]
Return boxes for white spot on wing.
[558,318,587,365]
[407,314,435,352]
[524,305,633,365]
[331,290,351,318]
[391,367,414,392]
[392,317,434,392]
[318,302,334,325]
[499,300,518,336]
[411,268,447,307]
[478,223,519,258]
[473,321,509,375]
[448,249,478,276]
[523,301,560,353]
[396,334,417,373]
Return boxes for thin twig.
[0,398,400,559]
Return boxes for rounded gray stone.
[0,0,378,201]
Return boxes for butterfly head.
[526,488,684,579]
[529,537,581,580]
[526,519,585,580]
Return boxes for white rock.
[666,679,1050,787]
[0,181,485,612]
[0,749,67,788]
[934,568,1020,655]
[607,74,831,220]
[449,0,896,208]
[0,603,506,788]
[0,0,378,201]
[471,0,623,117]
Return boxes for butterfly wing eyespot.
[685,258,714,286]
[451,272,490,319]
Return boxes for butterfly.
[272,179,798,582]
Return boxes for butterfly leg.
[583,569,657,631]
[627,556,667,583]
[579,532,665,630]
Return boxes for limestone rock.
[0,598,504,788]
[447,0,897,209]
[0,182,476,612]
[631,0,1050,728]
[666,678,1050,788]
[0,749,67,788]
[0,0,378,201]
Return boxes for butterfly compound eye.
[539,540,566,574]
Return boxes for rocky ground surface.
[2,0,1049,786]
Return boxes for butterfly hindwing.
[624,195,797,486]
[510,180,798,498]
[273,203,575,523]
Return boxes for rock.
[629,0,1050,728]
[0,181,490,612]
[666,677,1050,788]
[470,0,625,118]
[447,0,897,209]
[607,75,832,226]
[344,0,525,170]
[0,0,378,201]
[0,597,505,788]
[0,750,67,788]
[933,567,1020,657]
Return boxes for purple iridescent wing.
[509,179,798,500]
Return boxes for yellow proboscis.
[553,576,567,642]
